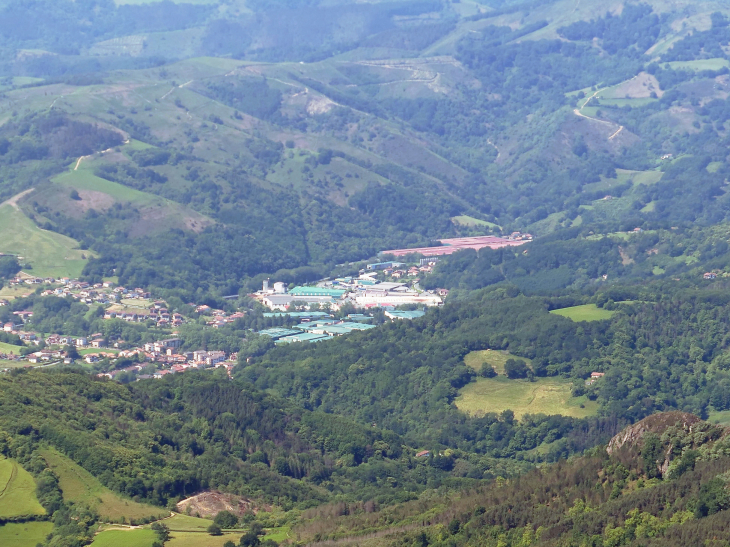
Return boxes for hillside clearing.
[455,377,597,419]
[40,449,166,522]
[0,457,46,518]
[451,215,501,229]
[0,522,54,547]
[0,203,91,278]
[550,304,616,322]
[463,349,531,375]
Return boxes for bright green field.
[455,377,598,419]
[53,169,156,205]
[0,521,54,547]
[550,304,616,322]
[162,514,246,547]
[41,449,166,522]
[0,457,46,518]
[451,215,501,229]
[464,349,531,375]
[0,204,90,278]
[91,529,157,547]
[165,514,218,532]
[0,342,24,354]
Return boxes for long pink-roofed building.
[381,236,530,257]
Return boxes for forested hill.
[2,0,730,296]
[291,412,730,546]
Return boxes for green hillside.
[0,202,91,278]
[40,449,167,523]
[0,457,46,518]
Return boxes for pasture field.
[91,529,157,547]
[550,304,616,322]
[455,376,598,419]
[53,169,156,205]
[0,521,54,547]
[165,514,217,532]
[0,457,46,518]
[167,533,245,547]
[463,349,531,376]
[0,204,90,279]
[451,215,501,229]
[708,409,730,426]
[0,342,24,354]
[79,348,120,356]
[40,449,166,522]
[0,284,34,300]
[667,58,730,71]
[0,359,28,369]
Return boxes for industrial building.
[385,310,426,320]
[289,286,346,298]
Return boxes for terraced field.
[0,457,45,518]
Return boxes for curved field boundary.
[0,458,45,518]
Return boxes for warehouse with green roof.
[289,286,346,298]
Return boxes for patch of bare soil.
[611,72,663,99]
[75,190,116,213]
[176,491,264,518]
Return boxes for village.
[0,254,446,379]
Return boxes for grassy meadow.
[455,376,598,419]
[549,304,616,322]
[0,204,90,278]
[0,522,54,547]
[0,341,24,355]
[91,529,158,547]
[41,449,166,522]
[451,215,501,229]
[0,457,46,518]
[463,349,531,376]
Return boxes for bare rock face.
[176,491,262,518]
[606,411,702,455]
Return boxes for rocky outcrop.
[606,411,702,455]
[176,491,263,518]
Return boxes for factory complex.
[252,273,443,312]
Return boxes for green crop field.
[0,521,54,547]
[0,457,46,518]
[549,304,616,322]
[91,529,157,547]
[463,349,531,375]
[455,377,598,419]
[40,449,167,522]
[0,204,90,278]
